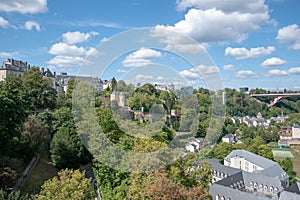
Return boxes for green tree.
[36,169,95,200]
[22,66,57,112]
[50,127,88,169]
[94,162,129,200]
[0,189,32,200]
[0,79,28,156]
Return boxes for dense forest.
[1,69,300,199]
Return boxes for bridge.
[251,93,300,107]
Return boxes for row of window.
[215,195,230,200]
[250,181,279,193]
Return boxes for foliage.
[36,169,95,200]
[0,189,32,200]
[93,162,130,200]
[50,127,89,169]
[22,66,57,112]
[278,158,297,184]
[127,169,210,200]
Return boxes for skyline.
[0,0,300,90]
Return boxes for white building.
[292,125,300,139]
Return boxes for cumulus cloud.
[117,69,127,73]
[180,65,219,80]
[136,74,154,80]
[24,21,41,31]
[48,55,85,67]
[261,57,286,67]
[0,16,9,28]
[48,31,100,67]
[86,47,100,57]
[156,0,269,44]
[235,70,256,79]
[0,0,48,14]
[49,42,86,56]
[62,31,99,45]
[176,0,268,13]
[0,51,19,58]
[179,69,201,80]
[223,64,235,71]
[276,24,300,50]
[288,67,300,74]
[264,67,300,77]
[266,69,288,76]
[122,48,162,67]
[225,46,275,60]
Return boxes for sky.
[0,0,300,90]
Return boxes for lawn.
[290,145,300,180]
[21,150,58,195]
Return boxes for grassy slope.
[21,150,58,195]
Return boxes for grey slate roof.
[225,149,276,169]
[198,158,240,176]
[284,182,300,194]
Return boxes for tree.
[20,115,50,158]
[36,169,95,200]
[22,66,57,112]
[278,158,297,184]
[128,169,210,200]
[0,79,28,156]
[50,127,88,169]
[94,162,130,200]
[0,189,32,200]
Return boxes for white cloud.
[0,51,19,58]
[157,76,165,81]
[117,69,127,73]
[276,24,300,50]
[225,46,275,60]
[101,37,110,43]
[0,0,48,14]
[49,42,86,56]
[261,57,286,67]
[122,48,162,67]
[180,65,219,80]
[266,69,288,76]
[24,21,41,31]
[235,70,256,79]
[223,64,235,71]
[265,67,300,77]
[176,0,268,13]
[62,31,99,45]
[191,65,219,74]
[288,67,300,74]
[86,47,100,57]
[0,16,9,28]
[179,69,201,80]
[136,74,154,80]
[156,4,269,43]
[48,55,85,67]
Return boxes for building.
[0,58,30,81]
[199,150,295,200]
[222,134,236,144]
[55,73,103,93]
[110,91,126,107]
[280,125,300,140]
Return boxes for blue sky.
[0,0,300,90]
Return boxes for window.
[254,182,258,189]
[253,165,257,171]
